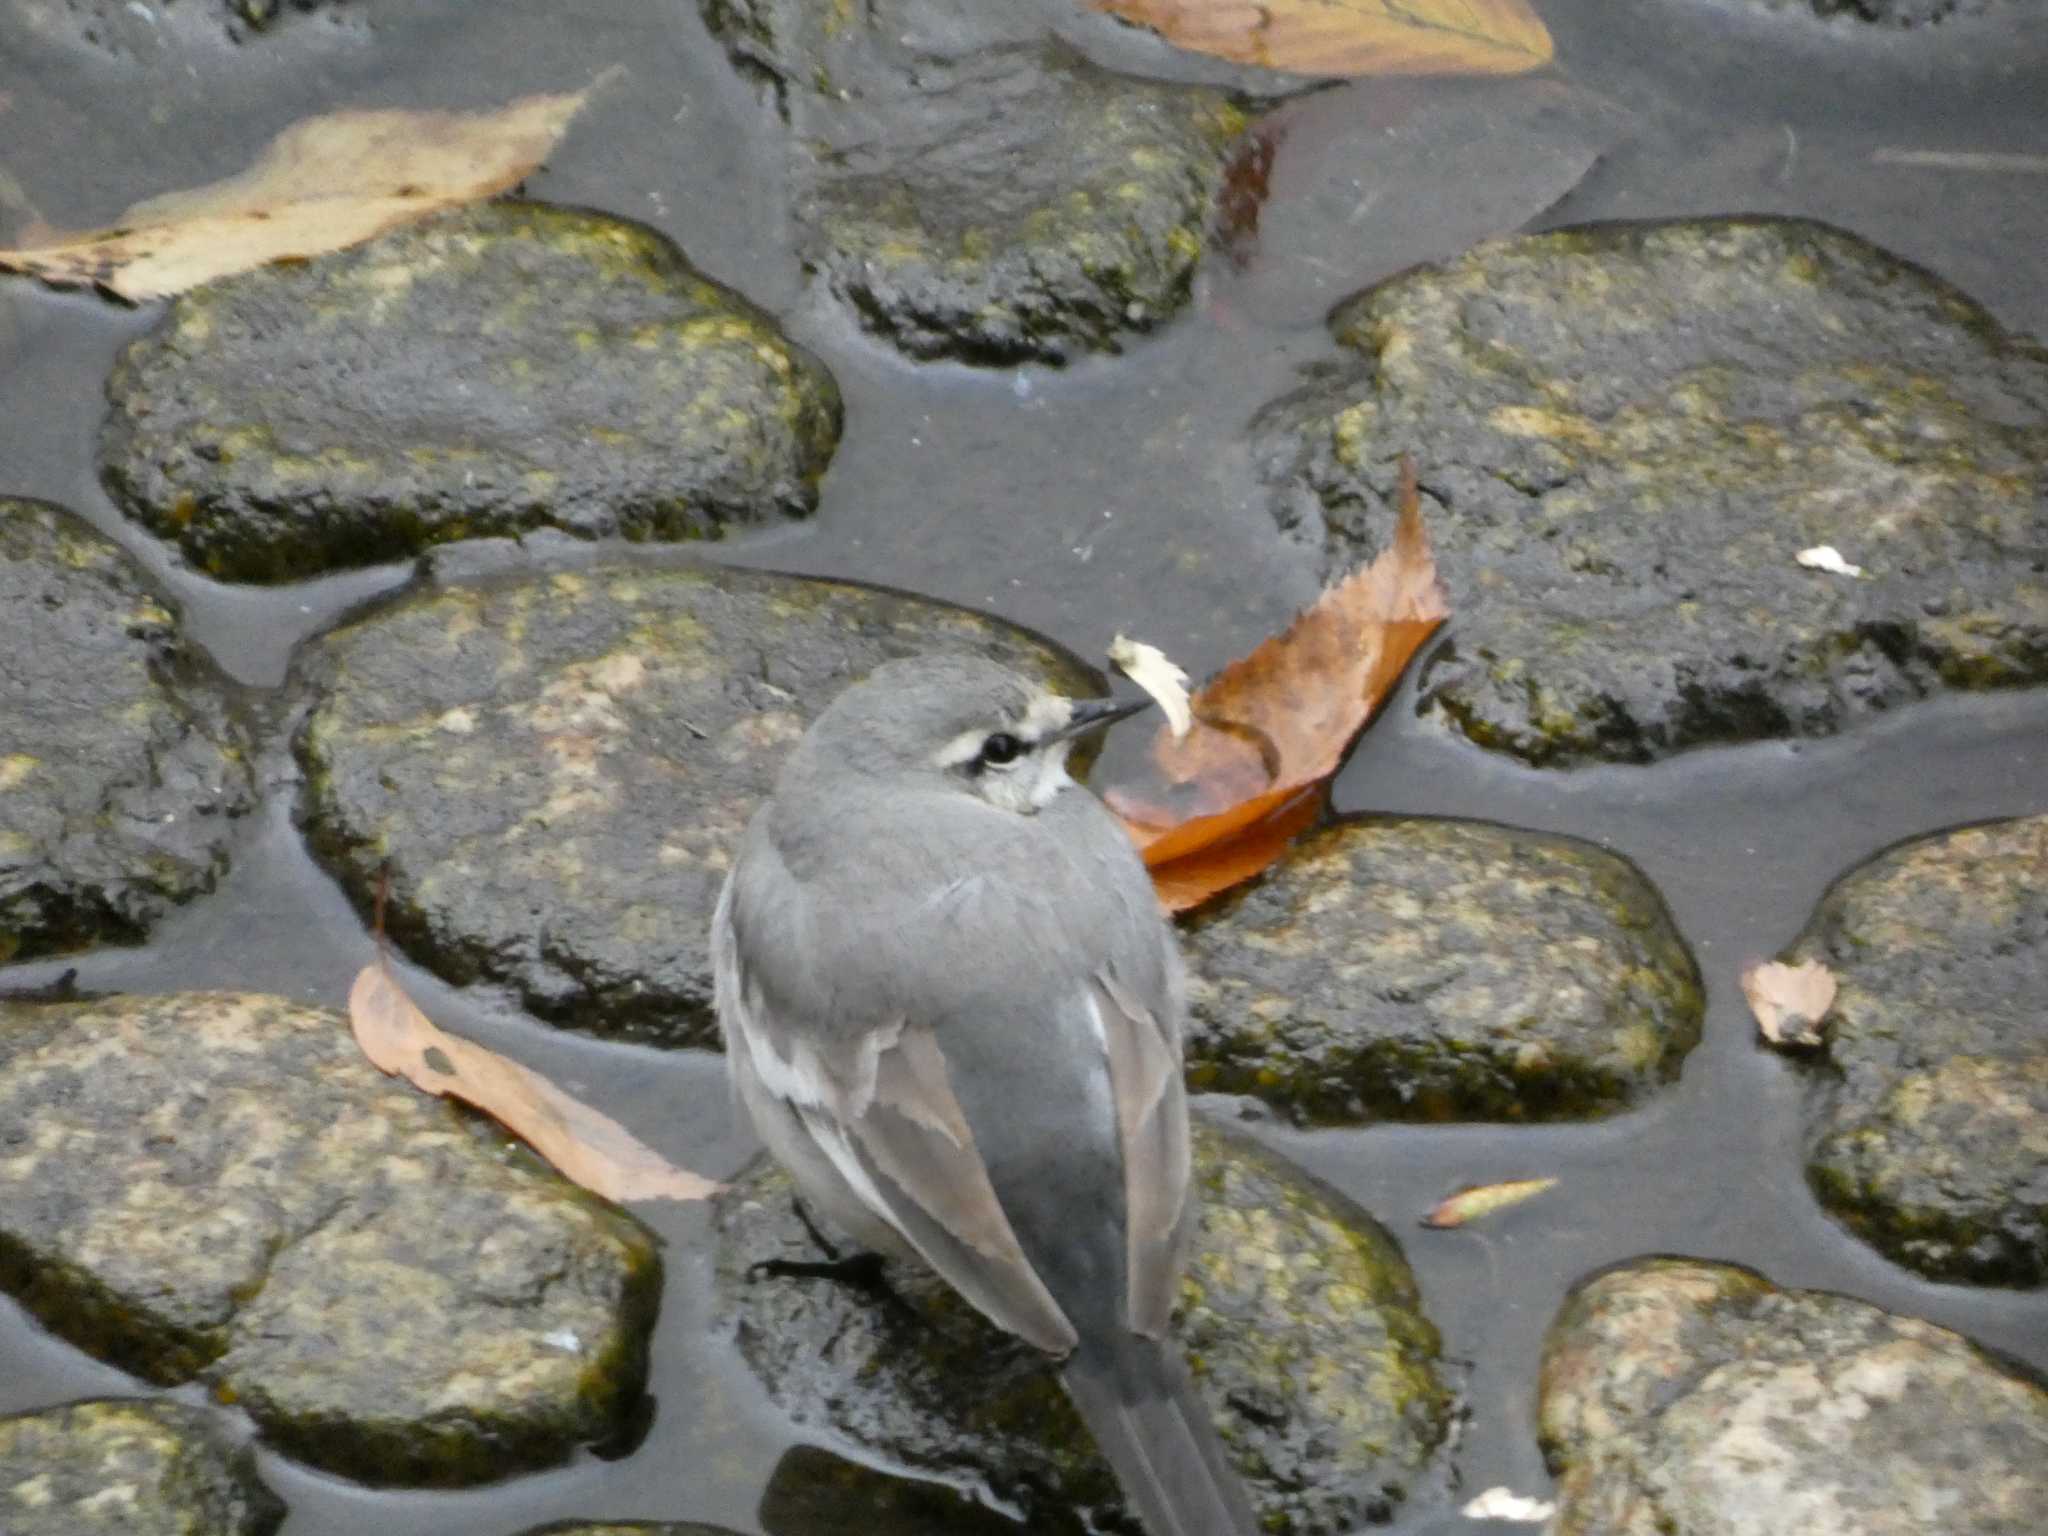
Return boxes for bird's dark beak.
[1049,695,1150,744]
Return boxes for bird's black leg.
[747,1196,892,1291]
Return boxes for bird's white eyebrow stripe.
[933,727,989,769]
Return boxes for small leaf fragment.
[1091,0,1555,78]
[1461,1486,1558,1522]
[348,962,720,1204]
[1742,958,1838,1049]
[1108,634,1193,739]
[1796,544,1864,577]
[1422,1176,1558,1229]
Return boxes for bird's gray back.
[725,773,1182,1341]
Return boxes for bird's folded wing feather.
[715,883,1078,1352]
[1095,970,1192,1338]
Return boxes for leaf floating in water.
[1108,633,1194,739]
[347,962,721,1205]
[1742,958,1838,1049]
[1107,454,1448,912]
[1091,0,1555,78]
[0,73,618,301]
[1422,1176,1558,1229]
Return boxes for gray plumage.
[713,654,1256,1536]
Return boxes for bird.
[712,653,1259,1536]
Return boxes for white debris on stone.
[1460,1485,1558,1523]
[1796,545,1864,577]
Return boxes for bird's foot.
[746,1249,891,1290]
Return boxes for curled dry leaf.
[1091,0,1554,78]
[348,962,720,1204]
[1108,633,1193,739]
[1742,958,1838,1049]
[1106,456,1448,911]
[0,74,615,301]
[1421,1176,1558,1229]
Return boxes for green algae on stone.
[99,201,842,583]
[1776,814,2048,1286]
[292,555,1103,1046]
[0,1398,283,1536]
[1256,217,2048,765]
[758,1445,1031,1536]
[1180,816,1702,1124]
[0,992,660,1487]
[0,498,253,966]
[701,0,1248,364]
[714,1120,1451,1534]
[1539,1257,2048,1536]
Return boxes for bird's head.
[791,654,1144,816]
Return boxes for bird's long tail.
[1061,1332,1259,1536]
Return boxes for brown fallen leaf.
[1107,456,1449,910]
[0,74,615,302]
[348,961,720,1204]
[1092,0,1554,78]
[1742,958,1838,1049]
[1422,1176,1558,1229]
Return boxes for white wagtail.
[713,654,1256,1536]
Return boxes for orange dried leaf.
[1092,0,1554,78]
[1145,785,1325,913]
[1742,958,1838,1049]
[1422,1176,1558,1229]
[347,963,720,1204]
[1107,457,1447,908]
[0,77,613,301]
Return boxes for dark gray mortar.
[511,1526,744,1536]
[1256,217,2048,765]
[1775,814,2048,1286]
[0,1398,283,1536]
[0,498,253,965]
[1179,816,1702,1124]
[100,201,842,583]
[700,0,1249,365]
[291,557,1104,1046]
[1539,1258,2048,1536]
[714,1120,1452,1535]
[0,992,661,1486]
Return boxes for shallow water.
[2,0,2045,1529]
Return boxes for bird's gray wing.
[713,860,1079,1354]
[1094,968,1192,1339]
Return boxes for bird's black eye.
[979,732,1025,766]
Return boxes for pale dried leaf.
[1742,958,1838,1049]
[1092,0,1554,78]
[1109,633,1193,739]
[0,77,614,301]
[1461,1486,1558,1522]
[1422,1176,1558,1229]
[1796,544,1864,578]
[348,963,720,1204]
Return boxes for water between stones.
[1,0,2044,1532]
